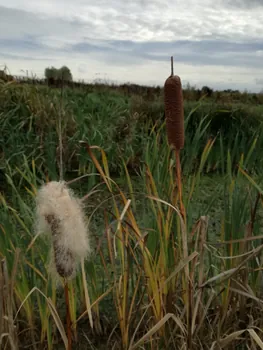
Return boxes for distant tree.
[45,66,57,80]
[201,86,213,98]
[58,66,73,81]
[44,66,73,82]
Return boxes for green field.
[1,80,263,349]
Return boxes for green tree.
[44,66,57,80]
[44,66,73,81]
[58,66,73,81]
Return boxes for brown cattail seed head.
[164,75,184,150]
[45,214,75,278]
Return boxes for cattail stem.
[58,114,63,182]
[175,149,185,221]
[187,279,193,350]
[64,281,72,350]
[171,56,174,76]
[175,149,192,349]
[59,79,64,181]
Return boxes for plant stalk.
[175,149,185,221]
[64,281,72,350]
[175,148,192,349]
[171,56,174,76]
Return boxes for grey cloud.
[2,0,263,44]
[0,38,42,51]
[0,6,85,41]
[0,52,52,61]
[69,39,263,69]
[0,36,63,62]
[2,34,263,71]
[224,0,263,9]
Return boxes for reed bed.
[1,76,263,349]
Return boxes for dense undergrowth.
[1,81,263,184]
[1,81,263,349]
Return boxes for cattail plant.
[35,180,90,349]
[164,56,185,219]
[164,57,192,349]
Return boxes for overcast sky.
[0,0,263,91]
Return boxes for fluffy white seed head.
[35,180,90,278]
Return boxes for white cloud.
[0,0,263,41]
[1,0,263,42]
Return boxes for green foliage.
[1,82,263,189]
[1,80,263,348]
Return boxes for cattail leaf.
[14,287,68,348]
[76,286,114,324]
[248,329,263,349]
[218,330,246,348]
[81,259,93,329]
[129,313,185,350]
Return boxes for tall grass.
[1,81,263,348]
[1,81,263,185]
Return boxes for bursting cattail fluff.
[164,75,184,150]
[35,181,90,279]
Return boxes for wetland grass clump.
[2,67,263,349]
